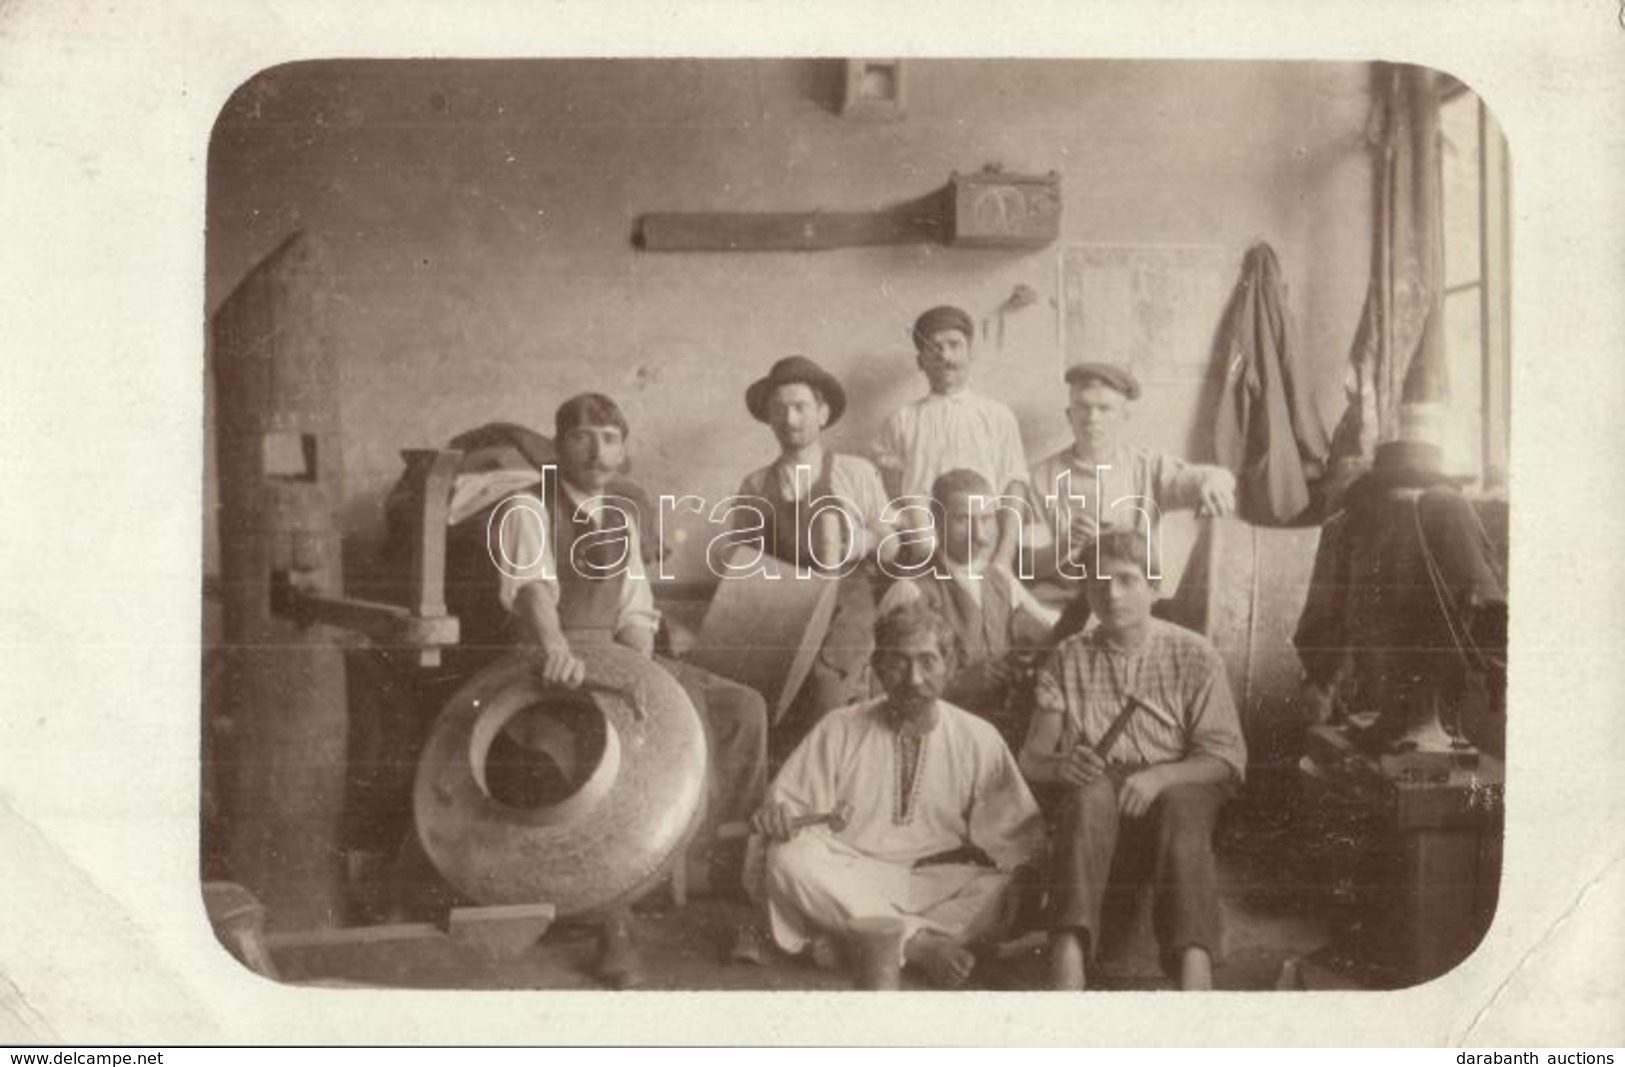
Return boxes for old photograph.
[200,58,1510,994]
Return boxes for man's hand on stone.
[751,802,798,842]
[536,645,587,688]
[1058,745,1105,788]
[1118,766,1167,817]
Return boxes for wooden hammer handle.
[1091,697,1143,759]
[715,810,840,841]
[1091,692,1178,760]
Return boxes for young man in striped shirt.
[1017,529,1247,992]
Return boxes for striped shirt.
[1025,618,1246,781]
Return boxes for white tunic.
[763,698,1046,955]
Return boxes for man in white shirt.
[873,305,1030,568]
[754,600,1047,988]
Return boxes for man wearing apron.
[731,356,895,757]
[499,392,770,987]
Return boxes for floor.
[269,795,1357,992]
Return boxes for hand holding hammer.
[727,801,854,843]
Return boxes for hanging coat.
[1213,243,1330,525]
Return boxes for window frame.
[1438,80,1512,488]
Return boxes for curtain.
[1331,63,1450,463]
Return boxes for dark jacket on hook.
[1213,243,1330,525]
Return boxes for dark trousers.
[1048,769,1230,975]
[660,656,770,886]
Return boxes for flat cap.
[1064,362,1141,400]
[911,305,975,348]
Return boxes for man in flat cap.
[873,304,1030,569]
[732,355,895,750]
[1026,363,1235,608]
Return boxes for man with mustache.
[498,392,770,987]
[872,304,1030,568]
[753,600,1046,988]
[1018,529,1246,992]
[876,468,1059,749]
[731,355,894,750]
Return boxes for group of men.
[470,302,1246,991]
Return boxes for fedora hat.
[745,355,847,426]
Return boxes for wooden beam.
[291,592,460,651]
[638,209,941,252]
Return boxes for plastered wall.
[204,58,1373,589]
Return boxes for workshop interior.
[199,58,1509,991]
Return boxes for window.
[1439,85,1511,488]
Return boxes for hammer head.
[827,801,854,834]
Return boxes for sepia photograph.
[3,0,1623,1049]
[201,57,1508,994]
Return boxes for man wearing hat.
[1027,362,1236,593]
[873,304,1031,568]
[733,356,894,750]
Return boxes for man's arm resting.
[1118,753,1235,817]
[1161,456,1236,518]
[514,583,586,687]
[1017,703,1072,784]
[615,622,656,658]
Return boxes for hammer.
[715,801,854,841]
[1089,691,1180,759]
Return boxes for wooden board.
[682,548,841,723]
[1164,517,1322,768]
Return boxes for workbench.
[1299,724,1504,987]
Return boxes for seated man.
[877,468,1059,749]
[732,355,894,749]
[1026,363,1235,636]
[1018,530,1247,992]
[755,601,1047,988]
[500,392,770,986]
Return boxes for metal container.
[414,645,707,918]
